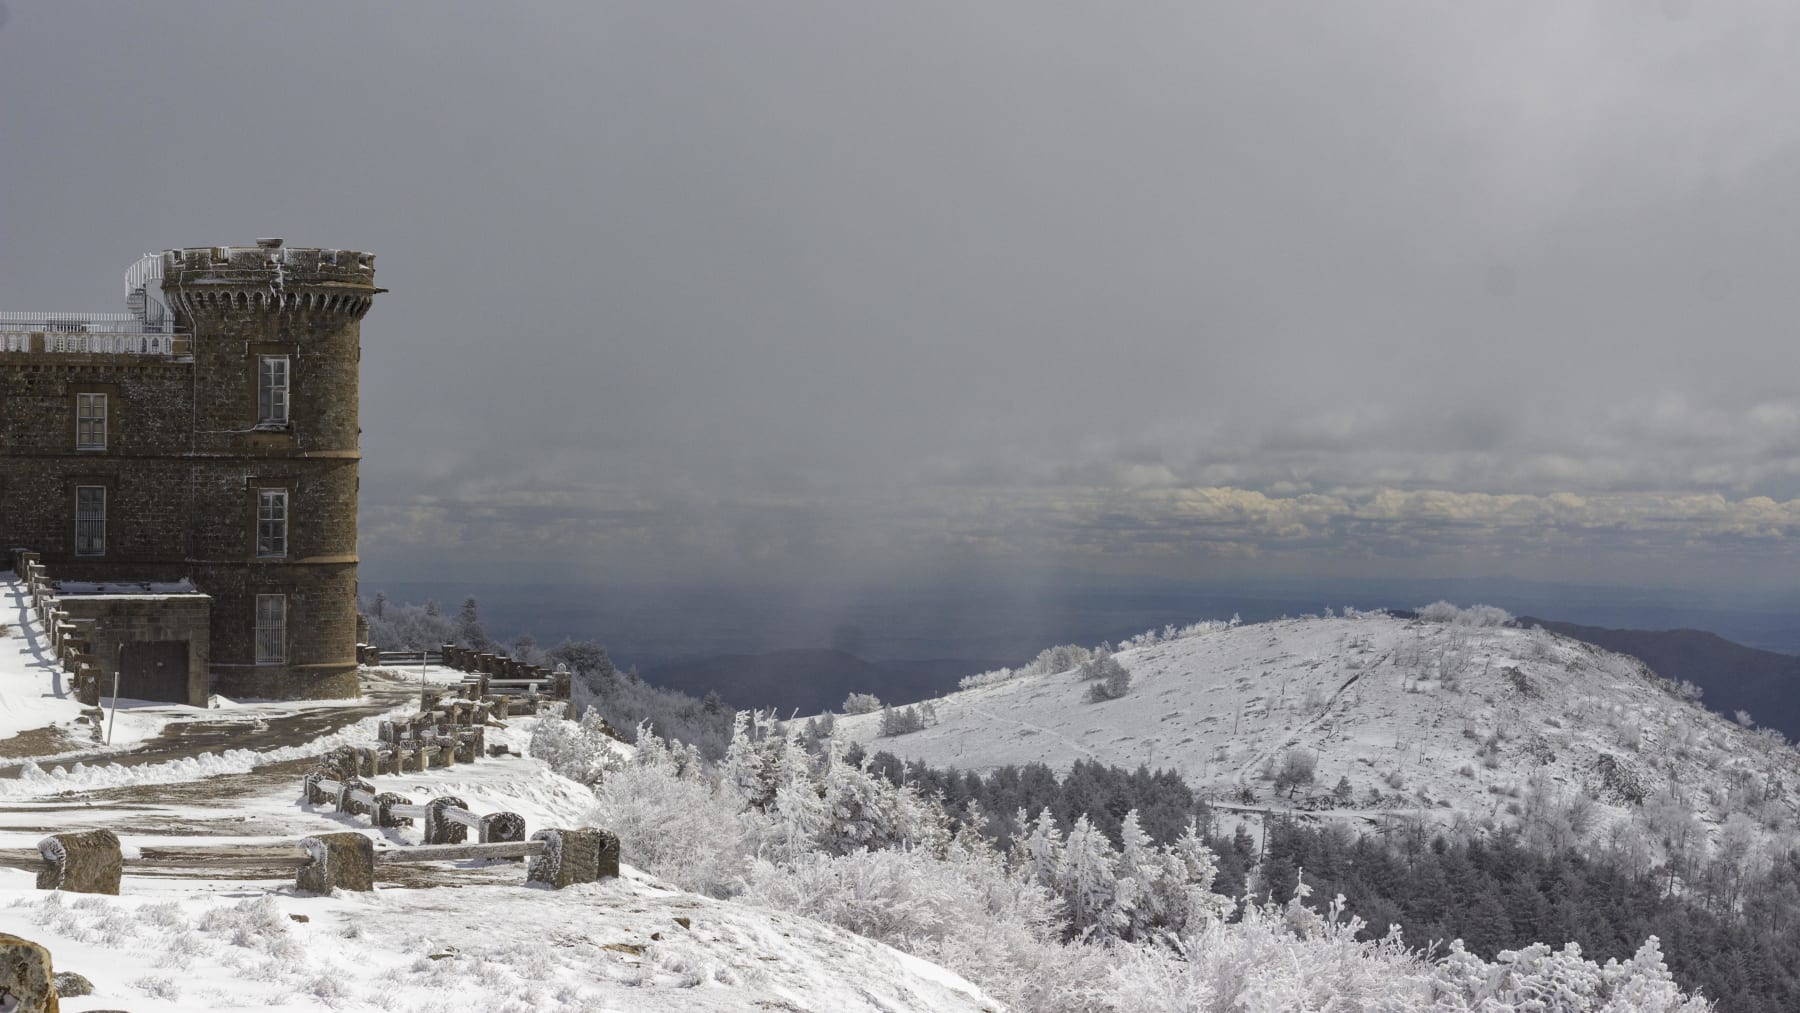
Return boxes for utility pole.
[106,669,120,745]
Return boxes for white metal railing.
[0,311,173,333]
[0,325,189,356]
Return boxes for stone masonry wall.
[56,595,211,706]
[0,241,379,702]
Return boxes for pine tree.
[1060,814,1125,937]
[457,596,489,651]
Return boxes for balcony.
[0,313,191,357]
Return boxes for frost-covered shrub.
[1111,882,1712,1013]
[1417,601,1513,627]
[1081,653,1132,702]
[961,643,1097,690]
[1119,619,1234,650]
[528,708,627,786]
[842,692,882,715]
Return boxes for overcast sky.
[3,1,1798,593]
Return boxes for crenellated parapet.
[161,239,382,321]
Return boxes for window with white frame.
[255,594,286,665]
[258,355,289,427]
[75,486,105,555]
[76,393,107,450]
[256,489,288,558]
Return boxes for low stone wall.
[56,594,210,706]
[210,664,359,701]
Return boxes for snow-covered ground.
[831,613,1800,841]
[1,866,996,1013]
[0,695,996,1011]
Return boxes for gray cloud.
[3,2,1798,591]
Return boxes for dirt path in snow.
[0,678,417,780]
[964,702,1101,762]
[1231,651,1390,786]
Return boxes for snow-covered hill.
[833,610,1800,842]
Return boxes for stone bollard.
[479,811,526,844]
[355,747,378,778]
[373,792,415,829]
[0,933,58,1013]
[526,828,620,888]
[302,767,336,807]
[37,830,122,896]
[423,797,470,845]
[295,833,374,894]
[594,829,621,880]
[337,776,375,817]
[320,746,358,781]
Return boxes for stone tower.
[160,241,381,698]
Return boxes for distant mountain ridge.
[644,649,1006,715]
[1519,616,1800,741]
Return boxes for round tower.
[161,240,383,698]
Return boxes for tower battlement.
[162,241,381,321]
[164,242,377,286]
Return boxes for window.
[258,355,289,427]
[256,489,287,558]
[75,486,105,556]
[255,594,286,665]
[76,393,107,450]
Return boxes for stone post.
[373,792,415,828]
[337,776,375,816]
[295,833,374,894]
[526,828,620,888]
[423,796,470,845]
[479,811,526,844]
[0,933,58,1013]
[36,830,121,895]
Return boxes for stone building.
[0,240,380,703]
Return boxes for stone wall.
[56,594,211,706]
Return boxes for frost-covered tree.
[527,706,625,787]
[1274,749,1317,798]
[843,692,882,714]
[456,596,489,651]
[1059,815,1127,937]
[878,704,925,736]
[1083,652,1132,702]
